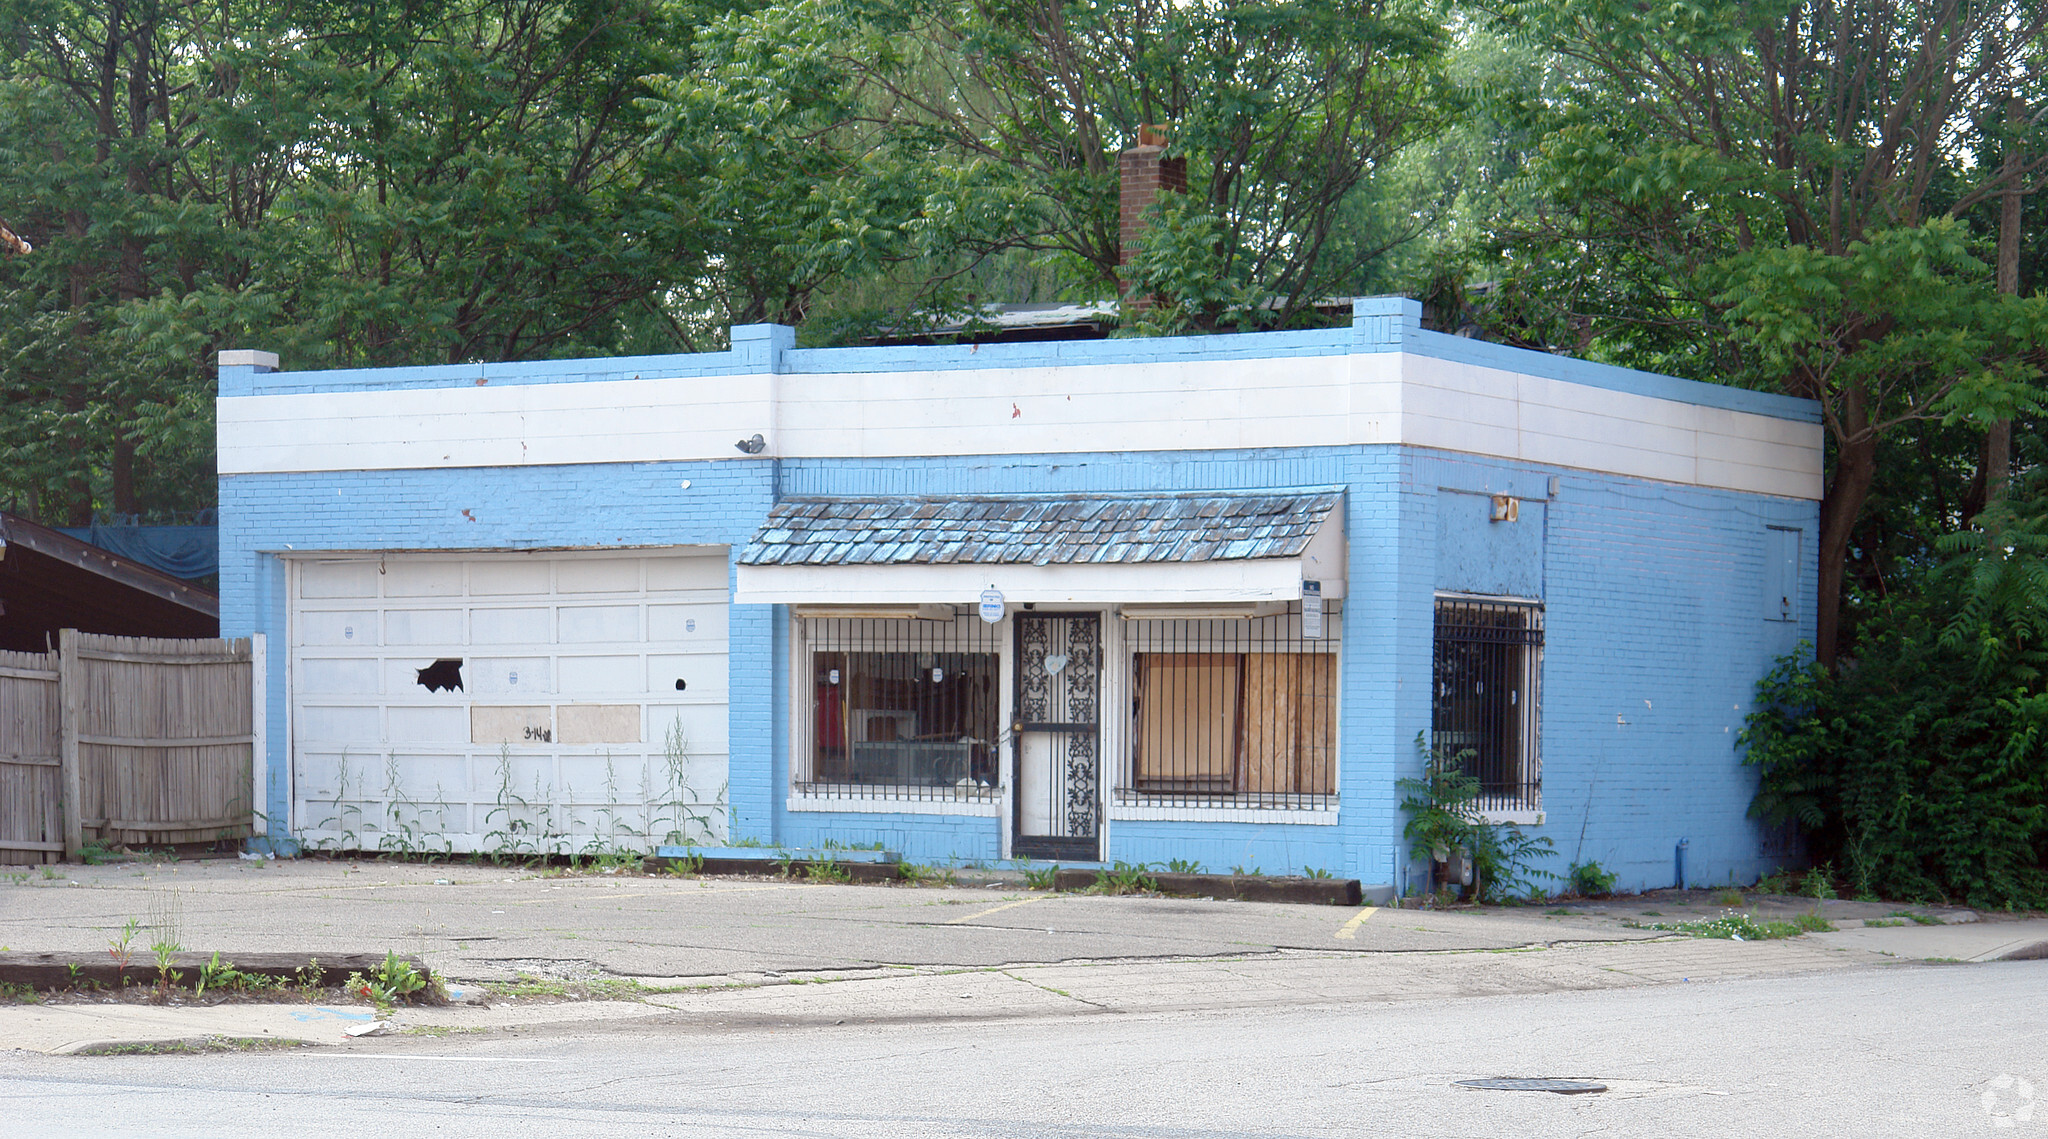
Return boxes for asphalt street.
[4,961,2041,1137]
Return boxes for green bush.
[1741,485,2048,908]
[1398,734,1555,903]
[1567,860,1616,897]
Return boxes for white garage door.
[289,549,728,855]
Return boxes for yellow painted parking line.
[1334,905,1378,940]
[945,894,1052,925]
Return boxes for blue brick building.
[217,298,1819,895]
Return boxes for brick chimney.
[1118,124,1186,310]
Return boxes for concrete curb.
[1049,868,1365,906]
[641,856,903,881]
[0,951,436,992]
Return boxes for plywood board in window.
[1135,654,1238,788]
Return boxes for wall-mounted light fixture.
[734,433,766,454]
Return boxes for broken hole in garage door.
[415,659,464,692]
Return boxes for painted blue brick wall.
[1397,450,1819,892]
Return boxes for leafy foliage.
[1397,733,1555,903]
[1465,0,2048,663]
[1742,475,2048,907]
[642,0,1460,334]
[0,0,716,523]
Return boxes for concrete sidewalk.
[2,856,2041,1056]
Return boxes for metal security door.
[1012,612,1101,861]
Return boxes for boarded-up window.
[1127,611,1337,805]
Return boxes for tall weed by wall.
[1743,487,2048,909]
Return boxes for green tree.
[0,0,715,524]
[644,0,1459,334]
[1473,0,2048,664]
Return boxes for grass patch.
[483,972,650,1001]
[72,1035,310,1056]
[1628,910,1805,940]
[899,863,958,887]
[1085,862,1158,896]
[1890,910,1944,926]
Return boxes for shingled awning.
[734,489,1345,606]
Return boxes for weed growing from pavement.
[1087,862,1158,895]
[1164,859,1205,874]
[899,863,957,886]
[376,756,454,858]
[107,917,141,981]
[1020,864,1059,890]
[650,719,727,848]
[1567,861,1616,897]
[803,858,852,884]
[1890,910,1943,925]
[1627,909,1832,940]
[195,953,288,996]
[1302,866,1334,879]
[485,973,654,1001]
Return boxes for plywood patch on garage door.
[558,704,640,744]
[471,706,555,745]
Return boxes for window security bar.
[1123,611,1339,809]
[796,616,1002,802]
[1431,598,1543,812]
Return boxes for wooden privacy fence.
[0,631,261,864]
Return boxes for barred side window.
[796,615,1001,801]
[1431,596,1543,811]
[1122,611,1338,808]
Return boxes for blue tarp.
[55,524,218,580]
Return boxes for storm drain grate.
[1456,1078,1608,1095]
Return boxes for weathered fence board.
[0,633,254,861]
[70,632,255,851]
[0,648,61,865]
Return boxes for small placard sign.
[978,588,1006,624]
[1301,580,1325,639]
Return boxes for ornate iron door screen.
[1012,612,1101,861]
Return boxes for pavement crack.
[999,970,1112,1010]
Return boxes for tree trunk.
[111,440,136,517]
[1817,391,1879,668]
[1975,97,2024,509]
